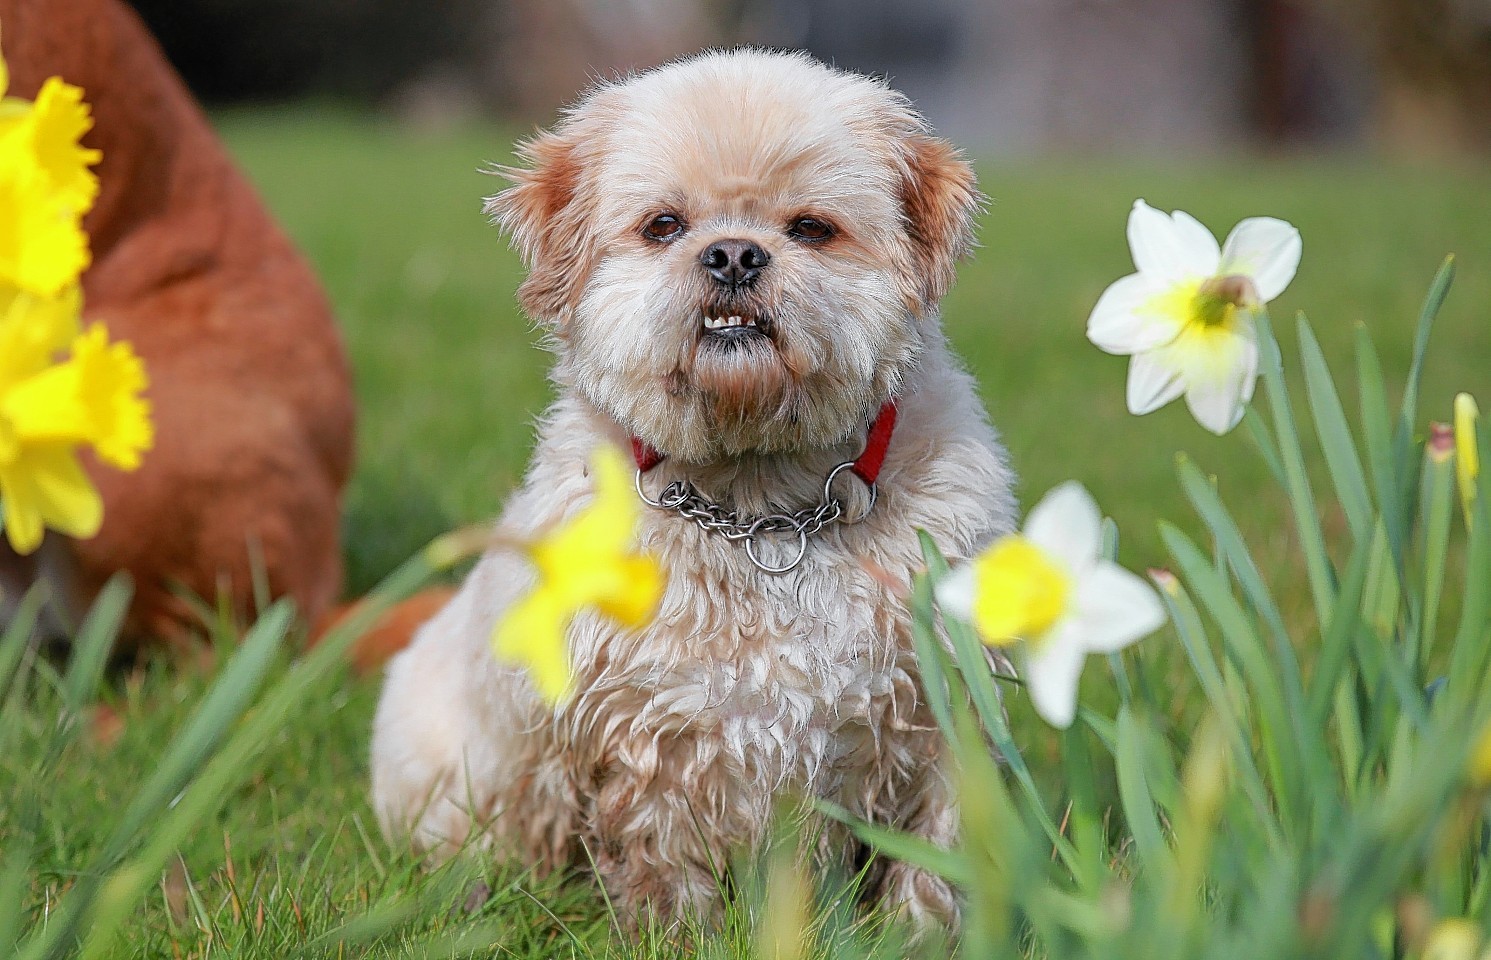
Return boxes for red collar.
[630,398,900,485]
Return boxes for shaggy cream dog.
[370,48,1016,931]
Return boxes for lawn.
[4,107,1490,957]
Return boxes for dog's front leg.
[582,735,743,932]
[870,738,963,933]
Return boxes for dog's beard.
[566,258,917,463]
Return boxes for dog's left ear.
[895,134,982,308]
[484,125,594,323]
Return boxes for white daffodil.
[1087,199,1302,435]
[935,482,1166,729]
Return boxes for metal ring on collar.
[634,468,664,508]
[822,460,877,524]
[744,517,810,574]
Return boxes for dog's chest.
[564,514,924,774]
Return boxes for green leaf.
[1060,723,1108,892]
[1355,323,1405,560]
[1306,534,1372,727]
[1115,706,1172,876]
[61,575,131,727]
[1396,255,1455,464]
[1175,456,1307,721]
[1417,443,1456,668]
[1254,309,1337,623]
[1163,523,1305,834]
[908,567,956,742]
[813,800,971,884]
[0,584,45,708]
[1298,313,1374,542]
[1153,564,1281,847]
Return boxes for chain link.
[634,460,876,574]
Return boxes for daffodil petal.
[1179,327,1259,435]
[0,444,102,553]
[492,587,574,704]
[26,444,102,537]
[1086,273,1180,354]
[0,163,90,297]
[1169,209,1222,269]
[1125,351,1185,416]
[533,446,641,579]
[594,554,664,627]
[1071,562,1167,653]
[1022,481,1102,576]
[0,465,45,554]
[934,564,977,623]
[1127,199,1219,281]
[0,283,82,386]
[1218,216,1301,302]
[1023,630,1086,729]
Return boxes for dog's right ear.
[484,126,594,323]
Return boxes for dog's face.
[489,50,980,463]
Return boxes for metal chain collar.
[634,460,877,574]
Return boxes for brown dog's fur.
[0,0,354,646]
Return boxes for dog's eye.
[642,214,686,242]
[788,217,835,242]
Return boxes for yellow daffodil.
[0,317,153,554]
[0,157,90,297]
[0,43,99,296]
[936,482,1165,728]
[492,446,664,703]
[1087,199,1302,435]
[0,41,151,555]
[1456,392,1480,526]
[0,282,81,385]
[0,75,102,212]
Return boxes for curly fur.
[370,48,1016,933]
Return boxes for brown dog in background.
[0,0,355,648]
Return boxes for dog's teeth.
[701,314,763,331]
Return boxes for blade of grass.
[0,585,45,700]
[58,575,131,741]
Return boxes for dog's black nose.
[700,239,770,287]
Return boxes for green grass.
[5,106,1491,956]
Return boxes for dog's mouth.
[698,307,773,344]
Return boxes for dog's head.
[488,49,980,463]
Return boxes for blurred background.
[132,0,1491,155]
